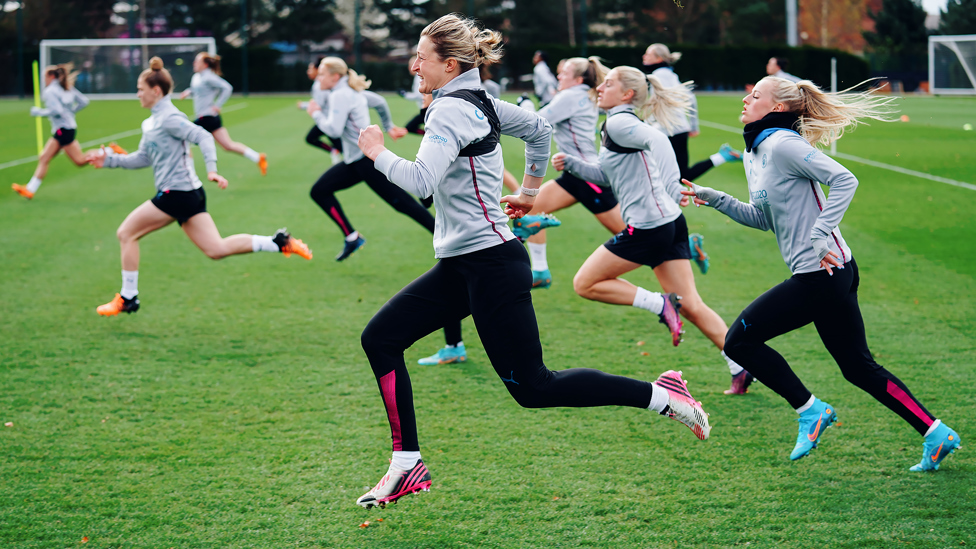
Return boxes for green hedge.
[503,44,871,92]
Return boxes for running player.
[354,14,711,509]
[554,66,749,392]
[642,44,741,182]
[87,57,311,316]
[682,76,960,469]
[298,57,343,164]
[306,57,433,261]
[12,64,106,200]
[179,52,267,175]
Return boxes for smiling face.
[596,68,634,110]
[740,78,785,124]
[411,36,457,94]
[556,62,583,92]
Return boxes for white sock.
[243,148,261,163]
[345,231,360,242]
[391,451,422,470]
[120,270,138,299]
[722,350,744,375]
[795,394,817,414]
[632,287,665,315]
[528,242,548,271]
[710,152,726,167]
[445,341,463,349]
[924,419,942,437]
[251,234,279,253]
[647,383,670,413]
[26,176,43,193]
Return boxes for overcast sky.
[921,0,947,14]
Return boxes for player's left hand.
[689,130,700,138]
[501,193,534,219]
[306,100,321,116]
[551,152,567,172]
[208,171,228,190]
[212,106,221,115]
[388,126,408,140]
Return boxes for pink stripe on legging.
[380,371,403,451]
[329,206,351,236]
[887,380,933,427]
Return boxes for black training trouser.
[668,132,715,182]
[724,259,936,435]
[405,108,428,135]
[305,125,342,153]
[361,239,656,452]
[309,156,434,237]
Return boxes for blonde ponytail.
[562,56,610,102]
[347,69,372,92]
[613,66,693,135]
[762,76,897,147]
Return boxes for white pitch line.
[0,102,249,172]
[697,119,976,191]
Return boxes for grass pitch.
[1,93,974,548]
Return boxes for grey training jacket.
[188,68,233,119]
[374,68,553,258]
[33,82,89,132]
[104,95,218,193]
[707,129,854,274]
[311,76,370,164]
[562,104,682,230]
[306,83,394,132]
[536,84,599,161]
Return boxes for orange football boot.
[11,183,34,200]
[96,293,140,316]
[258,153,268,175]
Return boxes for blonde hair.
[421,14,503,73]
[760,76,898,147]
[45,63,78,90]
[613,66,693,135]
[140,57,173,95]
[647,43,681,65]
[319,56,371,92]
[562,56,610,102]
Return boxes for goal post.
[39,38,217,99]
[929,35,976,95]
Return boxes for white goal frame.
[40,37,217,100]
[928,34,976,95]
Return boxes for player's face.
[557,62,582,91]
[596,69,631,110]
[741,78,783,124]
[766,57,779,76]
[317,65,342,90]
[136,78,160,109]
[307,64,319,81]
[413,37,452,94]
[642,47,657,66]
[193,54,207,72]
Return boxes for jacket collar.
[151,94,174,116]
[743,112,801,152]
[432,68,482,100]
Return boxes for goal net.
[40,38,217,99]
[929,35,976,95]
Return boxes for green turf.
[1,93,974,548]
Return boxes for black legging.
[305,125,343,153]
[668,132,715,182]
[309,156,434,237]
[723,259,936,435]
[361,239,656,452]
[405,108,428,135]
